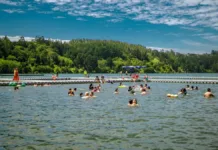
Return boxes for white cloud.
[147,46,173,51]
[0,35,70,43]
[180,27,203,32]
[42,0,71,5]
[27,4,38,11]
[181,39,218,53]
[193,33,218,41]
[0,36,34,41]
[147,46,190,53]
[164,33,181,37]
[182,39,218,49]
[3,9,24,13]
[54,16,65,19]
[37,11,53,14]
[7,0,218,31]
[76,17,87,21]
[107,18,123,23]
[181,40,206,47]
[87,12,111,18]
[0,0,19,6]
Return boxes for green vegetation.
[0,36,218,73]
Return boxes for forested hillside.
[0,36,218,73]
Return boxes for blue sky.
[0,0,218,53]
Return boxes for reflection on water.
[0,78,218,150]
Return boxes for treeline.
[0,36,218,73]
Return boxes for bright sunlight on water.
[0,74,218,150]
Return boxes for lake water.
[0,74,218,150]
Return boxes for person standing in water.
[13,68,19,81]
[204,88,215,98]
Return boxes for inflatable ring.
[118,85,127,88]
[167,94,178,98]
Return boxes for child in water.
[128,98,138,107]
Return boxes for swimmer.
[128,86,133,92]
[82,92,90,99]
[186,85,192,90]
[141,88,146,95]
[14,86,19,90]
[139,84,144,91]
[178,88,187,95]
[92,87,100,92]
[68,88,74,96]
[114,88,119,94]
[85,92,89,97]
[89,84,93,90]
[89,92,94,97]
[80,93,83,97]
[128,98,138,107]
[130,89,135,95]
[204,88,215,98]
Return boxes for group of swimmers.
[68,88,77,96]
[127,83,151,95]
[114,83,151,96]
[167,84,215,98]
[66,82,215,107]
[66,82,147,106]
[68,84,100,99]
[94,76,105,83]
[178,85,199,95]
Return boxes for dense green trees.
[0,36,217,73]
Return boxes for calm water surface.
[0,75,218,150]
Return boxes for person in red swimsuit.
[13,68,19,81]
